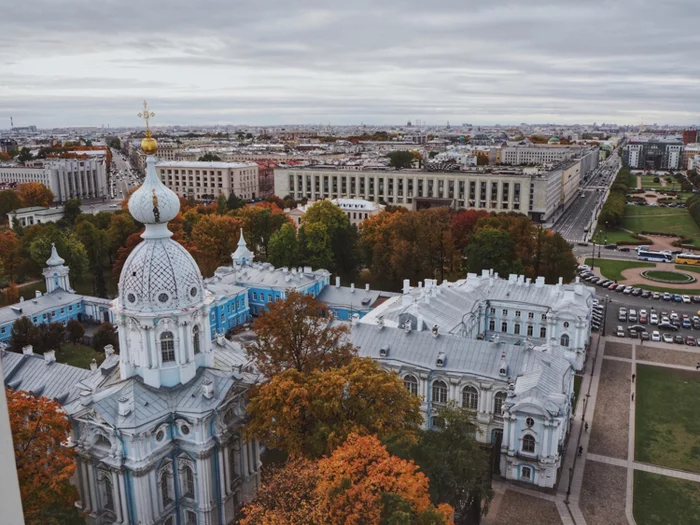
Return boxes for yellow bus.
[676,253,700,266]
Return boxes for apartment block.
[156,161,259,200]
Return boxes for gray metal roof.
[2,351,94,404]
[317,285,397,310]
[0,289,84,326]
[210,263,328,291]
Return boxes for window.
[522,434,536,453]
[494,392,507,416]
[501,321,508,333]
[431,416,445,429]
[252,292,257,300]
[183,466,195,498]
[432,380,448,405]
[489,307,495,314]
[528,312,534,319]
[521,466,532,481]
[192,325,201,354]
[541,314,547,321]
[403,375,418,396]
[527,325,533,336]
[560,334,570,347]
[514,323,521,335]
[186,510,197,525]
[515,310,521,317]
[526,417,535,427]
[161,471,172,506]
[489,320,495,331]
[104,476,114,511]
[161,331,175,362]
[502,309,508,316]
[540,327,547,338]
[563,321,570,328]
[462,386,478,410]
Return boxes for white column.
[219,447,228,497]
[111,470,123,523]
[240,440,249,479]
[253,440,260,472]
[86,462,98,513]
[118,471,130,524]
[79,459,91,512]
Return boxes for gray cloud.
[1,0,700,127]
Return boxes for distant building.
[624,140,684,170]
[7,205,65,228]
[317,278,397,320]
[0,157,107,202]
[156,161,259,201]
[286,198,383,227]
[683,130,698,145]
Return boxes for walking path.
[588,454,700,483]
[617,262,700,289]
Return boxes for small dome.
[119,238,205,313]
[548,137,561,144]
[128,156,180,226]
[46,243,65,266]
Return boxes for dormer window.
[379,345,389,357]
[436,352,446,367]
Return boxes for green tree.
[464,227,524,277]
[405,406,493,525]
[268,223,300,268]
[216,194,228,214]
[93,322,118,351]
[66,319,85,344]
[17,147,33,164]
[299,221,333,270]
[537,231,577,284]
[28,228,88,284]
[10,317,40,353]
[38,322,66,353]
[227,192,245,210]
[106,213,140,258]
[75,221,110,296]
[235,204,290,259]
[62,198,82,226]
[0,190,24,221]
[388,151,415,170]
[198,153,222,161]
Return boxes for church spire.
[43,243,73,293]
[231,229,254,266]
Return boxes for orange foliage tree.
[245,358,423,458]
[246,290,356,376]
[6,389,82,525]
[191,214,242,276]
[17,182,55,207]
[240,435,453,525]
[0,229,22,282]
[3,281,20,304]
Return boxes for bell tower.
[43,243,73,293]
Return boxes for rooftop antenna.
[10,117,13,129]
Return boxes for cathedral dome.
[128,156,180,226]
[118,237,204,312]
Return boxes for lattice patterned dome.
[119,238,204,312]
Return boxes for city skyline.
[2,0,700,128]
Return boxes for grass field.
[642,270,694,282]
[635,365,700,473]
[621,205,700,245]
[676,264,700,275]
[55,343,106,369]
[592,228,645,245]
[634,471,700,525]
[640,177,665,189]
[584,258,655,281]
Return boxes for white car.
[650,313,659,325]
[623,286,633,294]
[662,333,674,343]
[682,295,691,304]
[651,331,661,342]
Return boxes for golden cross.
[137,100,155,136]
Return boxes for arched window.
[560,334,570,347]
[432,380,448,405]
[161,331,175,362]
[494,392,507,416]
[523,434,536,453]
[161,471,172,506]
[164,518,173,525]
[521,465,532,480]
[186,510,197,525]
[104,476,114,511]
[462,386,479,411]
[192,325,201,355]
[403,375,418,396]
[183,466,195,499]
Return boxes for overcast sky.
[2,0,700,128]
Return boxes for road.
[553,153,621,243]
[111,149,142,201]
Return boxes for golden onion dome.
[141,135,158,155]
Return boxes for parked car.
[618,308,627,322]
[619,247,631,252]
[663,293,672,301]
[640,332,650,341]
[662,333,674,343]
[639,309,648,323]
[674,335,685,344]
[658,322,679,331]
[578,265,591,272]
[674,294,683,302]
[652,292,661,300]
[604,244,617,250]
[641,290,652,299]
[650,313,659,325]
[616,326,625,337]
[686,336,697,346]
[629,309,638,322]
[651,331,661,342]
[624,286,634,294]
[683,318,692,329]
[683,295,692,304]
[628,328,639,338]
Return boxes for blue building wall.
[0,299,85,344]
[209,291,250,339]
[247,279,327,316]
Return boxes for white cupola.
[231,230,254,266]
[115,102,214,389]
[43,243,73,293]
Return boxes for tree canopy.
[388,150,416,170]
[17,182,54,207]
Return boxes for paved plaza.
[484,334,700,525]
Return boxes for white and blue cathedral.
[1,130,596,525]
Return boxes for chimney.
[79,390,92,406]
[377,316,384,330]
[118,396,132,417]
[402,279,410,294]
[351,313,360,326]
[22,345,33,355]
[558,277,563,286]
[350,283,355,293]
[432,325,439,338]
[365,283,370,291]
[90,359,98,372]
[19,296,24,303]
[104,344,115,358]
[35,290,42,298]
[202,379,214,399]
[526,277,532,286]
[44,349,56,363]
[335,276,340,288]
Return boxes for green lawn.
[634,471,700,525]
[640,177,665,189]
[635,365,700,473]
[643,270,694,282]
[592,227,645,245]
[55,343,106,369]
[676,264,700,275]
[584,258,655,281]
[0,280,47,307]
[621,205,700,245]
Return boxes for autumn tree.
[6,389,83,525]
[17,182,54,207]
[191,214,242,276]
[0,189,24,221]
[112,230,144,278]
[66,319,85,344]
[464,227,524,277]
[406,407,493,525]
[535,230,577,284]
[246,358,423,458]
[107,213,140,260]
[388,150,416,170]
[268,222,300,268]
[450,210,490,253]
[10,316,40,353]
[247,290,356,376]
[93,322,118,351]
[37,322,66,353]
[3,282,20,305]
[0,229,22,282]
[235,203,290,259]
[28,228,88,284]
[316,434,453,525]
